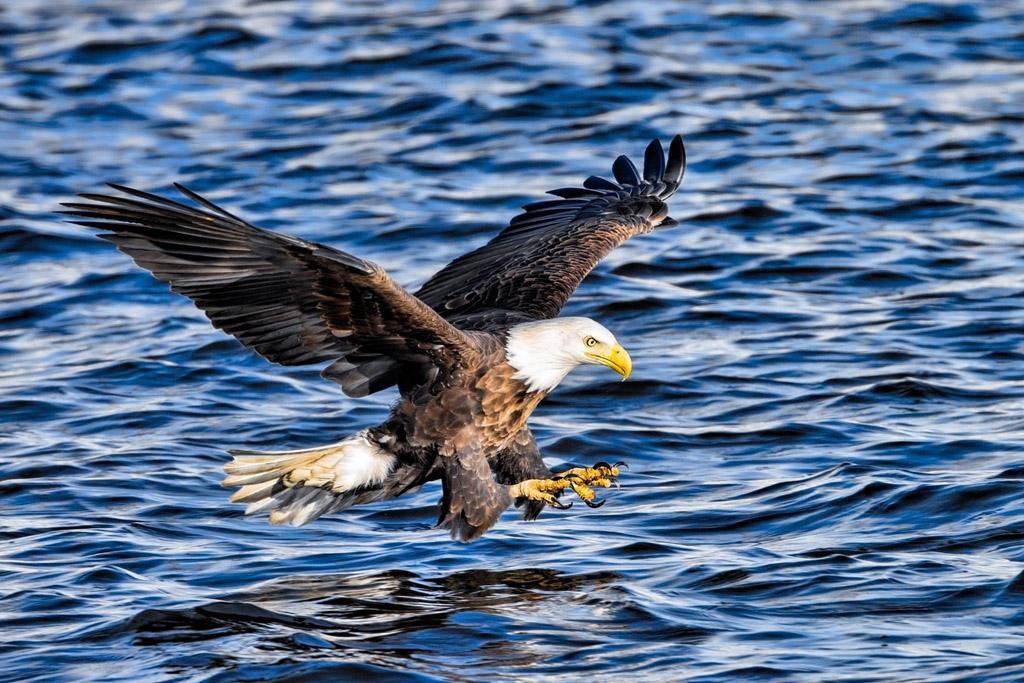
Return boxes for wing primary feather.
[583,175,620,191]
[173,182,249,225]
[664,134,686,187]
[546,187,600,199]
[643,138,665,182]
[66,196,246,239]
[104,183,222,219]
[612,154,642,186]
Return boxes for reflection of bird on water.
[63,135,686,541]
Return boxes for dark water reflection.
[78,569,643,681]
[3,0,1024,680]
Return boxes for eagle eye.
[584,336,598,347]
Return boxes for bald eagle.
[62,135,686,541]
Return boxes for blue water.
[2,1,1024,680]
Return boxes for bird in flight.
[62,135,686,541]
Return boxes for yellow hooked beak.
[587,343,632,381]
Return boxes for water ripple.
[2,0,1024,681]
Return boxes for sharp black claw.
[550,498,572,510]
[594,461,612,470]
[584,497,606,509]
[614,461,628,470]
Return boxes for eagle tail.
[221,431,396,527]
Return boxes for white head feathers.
[504,317,623,393]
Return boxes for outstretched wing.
[61,184,476,397]
[415,135,685,324]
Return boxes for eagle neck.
[503,320,581,393]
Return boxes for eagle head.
[504,317,632,393]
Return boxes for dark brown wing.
[415,135,685,324]
[61,184,477,397]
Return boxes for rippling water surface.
[3,1,1024,680]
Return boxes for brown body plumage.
[62,135,686,541]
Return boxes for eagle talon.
[583,497,605,509]
[556,462,625,485]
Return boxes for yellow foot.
[558,460,625,507]
[508,477,575,509]
[510,461,626,510]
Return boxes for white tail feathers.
[222,431,396,527]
